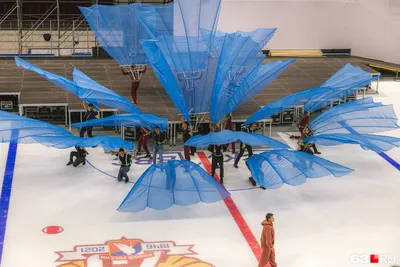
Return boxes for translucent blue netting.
[304,134,400,153]
[15,57,140,113]
[0,110,70,140]
[136,0,221,38]
[244,86,333,125]
[70,113,168,131]
[118,160,230,212]
[304,63,380,112]
[310,98,399,134]
[246,150,353,189]
[10,135,133,150]
[137,0,289,122]
[0,110,132,150]
[184,129,290,149]
[71,67,140,113]
[79,4,150,65]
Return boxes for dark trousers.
[79,126,93,138]
[69,151,85,167]
[211,155,224,178]
[234,143,253,165]
[131,81,139,105]
[118,166,130,181]
[190,146,196,155]
[184,146,191,160]
[138,135,149,154]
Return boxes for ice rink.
[0,82,399,267]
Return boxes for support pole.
[16,0,22,54]
[56,0,60,56]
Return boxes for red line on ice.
[197,152,262,261]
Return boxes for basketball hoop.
[120,64,147,82]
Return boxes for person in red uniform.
[130,81,140,106]
[137,126,150,158]
[224,113,236,153]
[258,213,277,267]
[182,121,193,160]
[297,112,321,154]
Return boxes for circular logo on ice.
[55,237,215,267]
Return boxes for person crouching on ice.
[117,148,137,183]
[66,146,88,167]
[208,144,226,184]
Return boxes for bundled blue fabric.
[309,98,399,134]
[304,134,400,153]
[15,57,140,114]
[304,63,380,112]
[0,110,132,150]
[247,150,353,189]
[184,129,290,149]
[118,160,230,212]
[71,113,168,131]
[79,4,150,65]
[137,0,293,123]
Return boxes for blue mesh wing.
[117,160,230,212]
[0,111,132,149]
[13,135,133,150]
[72,67,140,113]
[310,98,399,134]
[71,113,168,131]
[305,134,400,153]
[0,110,70,141]
[247,150,353,189]
[244,87,332,125]
[184,129,290,149]
[15,57,140,113]
[79,4,150,65]
[304,63,380,112]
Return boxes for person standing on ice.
[66,146,88,167]
[152,126,167,164]
[208,144,226,184]
[223,113,236,154]
[117,148,137,183]
[79,102,98,138]
[137,126,151,158]
[258,213,277,267]
[233,123,258,168]
[181,120,193,161]
[296,112,321,154]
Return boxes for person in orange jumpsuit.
[258,213,277,267]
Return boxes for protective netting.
[184,129,290,149]
[304,134,400,153]
[0,110,133,150]
[304,63,380,112]
[310,98,400,134]
[71,113,168,131]
[136,0,292,122]
[79,4,150,65]
[15,57,140,114]
[246,150,353,189]
[118,160,230,212]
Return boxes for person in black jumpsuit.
[66,146,88,167]
[118,148,135,183]
[234,123,258,168]
[80,102,98,138]
[208,144,226,184]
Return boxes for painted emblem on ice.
[55,237,214,267]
